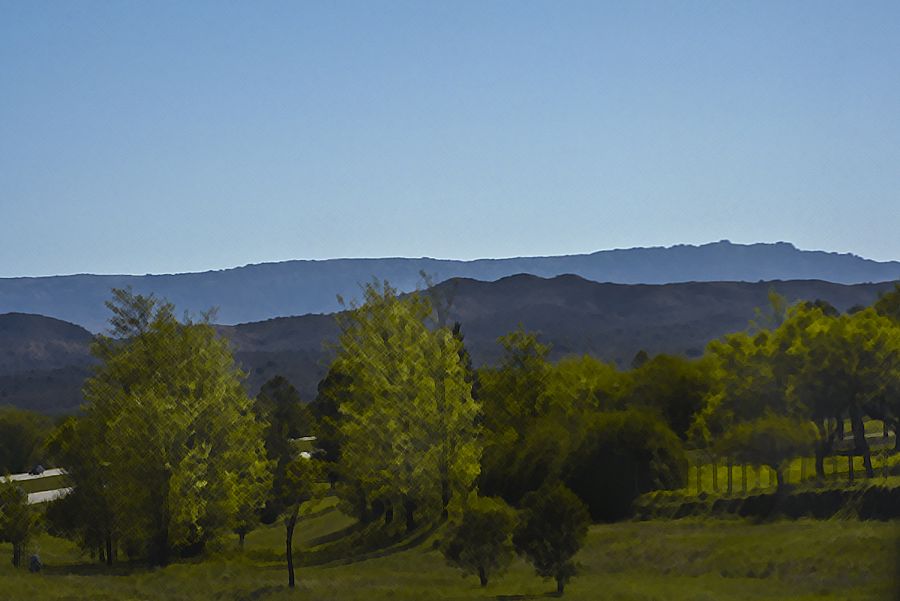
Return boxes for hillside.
[3,275,897,413]
[3,241,900,332]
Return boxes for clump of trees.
[0,479,40,567]
[48,289,271,565]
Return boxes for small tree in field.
[441,493,517,587]
[513,482,590,595]
[278,455,322,588]
[716,414,817,493]
[0,479,40,567]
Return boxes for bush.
[441,493,517,586]
[563,409,687,521]
[513,482,590,595]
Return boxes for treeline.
[2,282,899,593]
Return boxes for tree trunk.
[695,462,702,494]
[12,543,21,567]
[238,532,245,551]
[404,497,416,533]
[848,454,854,483]
[741,464,747,494]
[478,565,488,587]
[894,423,900,451]
[106,533,113,566]
[711,457,718,492]
[556,575,565,595]
[775,467,785,494]
[286,502,300,588]
[849,407,875,478]
[837,418,845,440]
[726,459,733,495]
[815,442,826,482]
[383,500,393,526]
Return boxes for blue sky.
[2,1,899,276]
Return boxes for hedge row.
[633,482,900,521]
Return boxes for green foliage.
[0,479,40,567]
[873,283,900,321]
[564,409,687,521]
[479,414,575,506]
[440,492,517,586]
[716,414,817,492]
[255,376,314,525]
[66,289,271,564]
[623,354,710,439]
[513,482,590,595]
[0,407,53,474]
[541,355,624,415]
[332,281,481,530]
[479,327,551,431]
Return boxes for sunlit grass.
[1,506,897,601]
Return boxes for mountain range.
[3,241,900,333]
[2,274,896,414]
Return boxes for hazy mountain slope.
[2,276,896,413]
[3,241,899,332]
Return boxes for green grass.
[1,504,897,601]
[687,451,900,495]
[14,474,70,495]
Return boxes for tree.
[564,409,686,521]
[513,482,590,595]
[255,376,314,527]
[541,355,624,416]
[0,408,53,474]
[77,289,271,564]
[45,415,118,564]
[333,281,481,532]
[441,493,517,587]
[278,455,323,588]
[785,307,900,479]
[0,479,40,567]
[716,414,817,493]
[480,414,574,505]
[624,354,711,440]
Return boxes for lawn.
[1,502,897,601]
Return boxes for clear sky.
[2,1,899,277]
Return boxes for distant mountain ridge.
[2,241,900,332]
[2,274,897,413]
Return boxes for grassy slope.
[1,504,897,601]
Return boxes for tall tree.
[77,289,271,564]
[333,282,481,532]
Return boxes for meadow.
[1,494,897,601]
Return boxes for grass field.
[1,499,897,601]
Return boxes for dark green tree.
[0,408,53,474]
[0,479,40,567]
[441,493,517,587]
[513,482,590,595]
[564,409,686,521]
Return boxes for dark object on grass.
[29,554,42,572]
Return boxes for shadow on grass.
[41,559,149,577]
